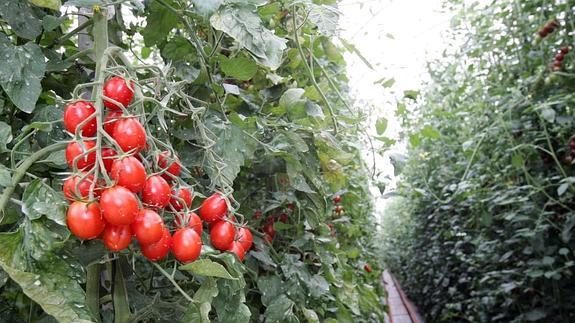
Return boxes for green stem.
[52,18,94,47]
[86,264,101,322]
[0,142,66,213]
[151,262,193,302]
[292,6,338,134]
[113,258,131,323]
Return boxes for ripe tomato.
[172,228,202,263]
[102,224,132,251]
[103,76,134,110]
[141,227,171,261]
[335,205,344,213]
[100,186,140,225]
[170,187,193,211]
[110,156,147,193]
[112,117,147,153]
[333,195,341,204]
[364,263,372,273]
[279,213,288,223]
[63,173,100,201]
[210,221,235,251]
[67,201,105,240]
[66,140,96,170]
[263,222,276,241]
[104,110,122,135]
[174,212,202,236]
[199,193,228,223]
[236,227,253,251]
[253,210,262,219]
[228,241,246,261]
[157,151,181,181]
[142,175,171,208]
[63,101,97,136]
[132,209,164,245]
[101,147,117,173]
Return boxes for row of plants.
[0,0,384,322]
[381,0,575,322]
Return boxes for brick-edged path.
[382,270,425,323]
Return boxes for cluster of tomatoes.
[537,19,559,38]
[332,195,344,216]
[562,137,575,166]
[63,76,253,263]
[253,203,295,243]
[551,46,570,72]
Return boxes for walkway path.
[382,270,425,323]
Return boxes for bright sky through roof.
[338,0,453,214]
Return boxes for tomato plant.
[0,0,384,321]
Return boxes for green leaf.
[541,108,556,123]
[308,4,339,36]
[193,277,219,303]
[220,57,258,81]
[42,15,62,31]
[141,0,178,47]
[0,0,42,40]
[0,121,12,152]
[421,125,440,139]
[191,0,223,16]
[63,0,103,6]
[22,179,68,225]
[0,38,46,113]
[0,165,12,188]
[374,77,395,88]
[264,294,296,322]
[403,90,420,100]
[210,6,287,70]
[280,88,306,109]
[257,276,283,306]
[339,38,373,70]
[162,36,194,61]
[375,117,388,135]
[180,259,237,280]
[558,183,569,197]
[285,156,315,193]
[302,308,319,323]
[28,0,61,11]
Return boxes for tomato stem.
[151,262,193,302]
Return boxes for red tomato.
[228,241,246,261]
[67,201,105,240]
[100,186,140,225]
[112,117,147,153]
[364,263,372,273]
[333,195,341,204]
[170,187,193,211]
[263,222,276,239]
[253,210,262,219]
[174,212,203,236]
[279,213,288,223]
[110,156,147,193]
[286,203,295,211]
[102,224,132,251]
[335,205,344,213]
[210,221,235,251]
[157,151,181,181]
[264,233,274,243]
[63,101,97,137]
[66,140,96,170]
[63,173,100,201]
[199,193,228,223]
[561,46,570,54]
[104,110,122,135]
[101,147,117,173]
[141,227,171,261]
[236,227,253,251]
[132,209,164,245]
[172,228,202,263]
[142,175,171,208]
[103,76,134,110]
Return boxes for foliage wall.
[381,0,575,322]
[0,0,384,322]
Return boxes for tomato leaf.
[28,0,61,11]
[220,57,258,81]
[0,0,42,40]
[210,6,287,70]
[180,259,236,280]
[375,117,388,135]
[22,179,68,226]
[141,0,178,47]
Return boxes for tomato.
[333,195,341,204]
[364,263,372,273]
[263,222,276,241]
[263,233,274,244]
[228,241,246,261]
[110,156,147,193]
[142,175,171,208]
[132,209,164,245]
[67,201,105,240]
[101,147,117,173]
[561,46,570,54]
[279,213,288,223]
[172,228,202,263]
[286,203,295,211]
[63,101,97,137]
[141,227,171,261]
[335,205,344,214]
[112,117,147,153]
[174,212,202,236]
[210,221,235,251]
[199,193,228,223]
[103,76,134,110]
[63,173,100,201]
[66,140,96,170]
[100,186,140,225]
[169,187,193,211]
[236,227,253,251]
[104,110,122,135]
[157,151,181,181]
[253,210,262,219]
[102,224,132,251]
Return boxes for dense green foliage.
[382,0,575,322]
[0,0,384,322]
